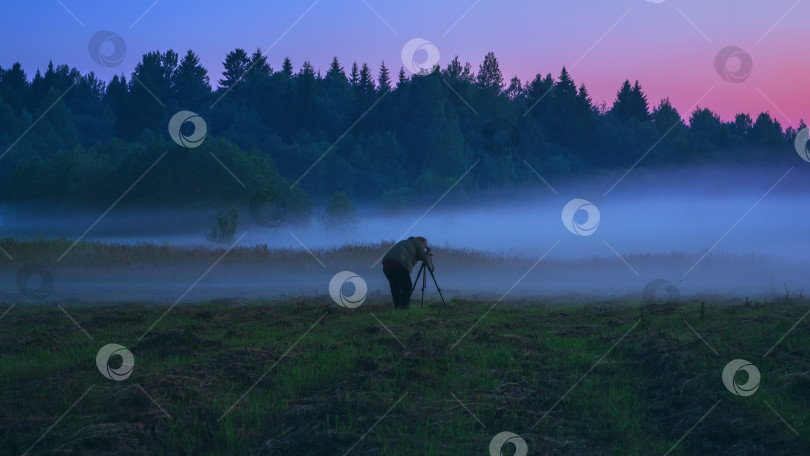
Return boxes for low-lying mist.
[1,165,808,303]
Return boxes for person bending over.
[381,236,434,309]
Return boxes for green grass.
[0,297,808,455]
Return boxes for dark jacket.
[383,237,433,273]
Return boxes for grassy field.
[1,296,808,455]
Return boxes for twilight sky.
[1,0,806,126]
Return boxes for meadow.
[1,295,808,455]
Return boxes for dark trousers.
[384,268,413,309]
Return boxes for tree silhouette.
[0,50,798,211]
[173,50,211,110]
[611,80,649,122]
[476,52,503,96]
[219,48,250,89]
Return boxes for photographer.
[381,236,433,309]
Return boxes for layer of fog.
[1,165,808,303]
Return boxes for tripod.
[411,258,448,310]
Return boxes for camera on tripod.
[412,247,446,309]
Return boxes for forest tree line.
[0,49,804,214]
